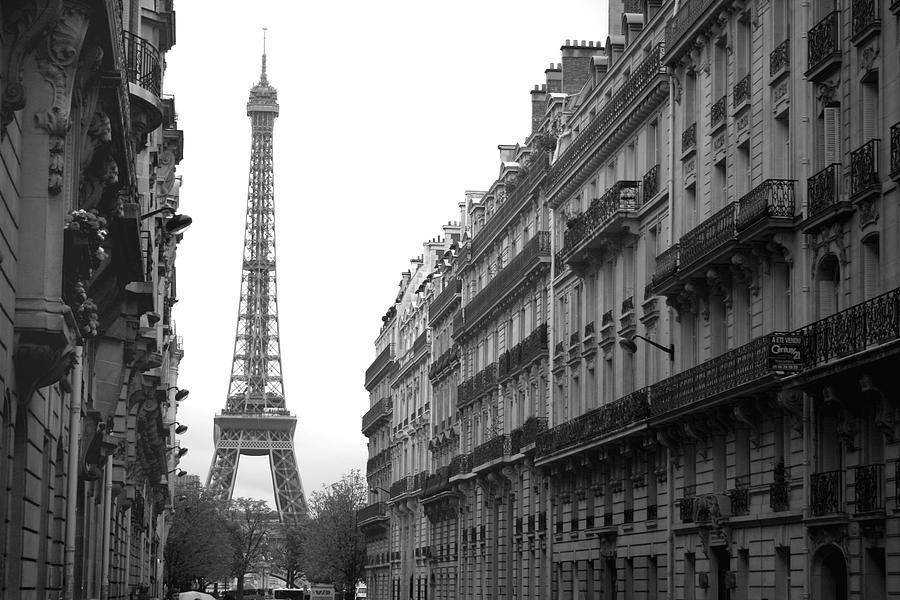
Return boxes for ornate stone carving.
[859,43,879,77]
[14,329,77,403]
[857,197,879,229]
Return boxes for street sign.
[310,585,335,599]
[768,333,804,374]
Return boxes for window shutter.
[863,238,880,300]
[861,82,878,142]
[823,106,841,165]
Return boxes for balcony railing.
[463,232,550,331]
[623,508,634,524]
[807,163,842,219]
[853,463,884,513]
[852,0,880,41]
[729,476,750,516]
[650,335,771,418]
[365,345,394,389]
[679,202,736,271]
[472,435,511,468]
[449,453,471,477]
[361,397,392,435]
[458,362,498,409]
[665,0,717,53]
[428,345,459,380]
[736,179,795,231]
[536,388,649,457]
[733,74,751,108]
[798,287,900,368]
[642,164,660,201]
[499,323,548,380]
[770,480,790,512]
[770,38,790,76]
[651,244,679,288]
[547,44,666,191]
[366,448,391,474]
[850,139,880,199]
[892,123,900,179]
[511,416,548,450]
[646,504,658,520]
[429,278,461,324]
[560,181,641,262]
[711,95,727,128]
[357,502,387,523]
[123,31,162,97]
[807,11,841,75]
[422,466,452,500]
[682,122,697,153]
[810,469,844,516]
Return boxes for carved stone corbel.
[823,386,856,451]
[733,403,761,449]
[860,374,896,443]
[683,420,710,460]
[730,253,759,297]
[776,389,804,433]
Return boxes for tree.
[270,515,308,589]
[164,489,232,592]
[224,497,278,600]
[304,470,367,594]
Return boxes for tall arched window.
[862,235,880,300]
[816,255,841,318]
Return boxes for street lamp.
[619,334,675,361]
[167,468,187,477]
[167,446,188,459]
[141,206,193,234]
[172,421,188,434]
[166,386,190,402]
[369,486,389,498]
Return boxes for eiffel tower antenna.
[206,43,307,521]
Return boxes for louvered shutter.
[823,106,841,165]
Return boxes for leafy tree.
[164,489,232,592]
[224,497,278,600]
[270,516,309,588]
[304,470,367,594]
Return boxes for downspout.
[667,445,675,600]
[65,345,83,600]
[100,453,113,600]
[667,68,677,248]
[802,391,813,600]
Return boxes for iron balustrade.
[422,467,452,499]
[365,345,394,389]
[665,0,717,51]
[357,502,387,523]
[449,453,471,477]
[711,95,727,128]
[623,508,634,524]
[850,139,880,199]
[797,287,900,368]
[472,434,512,468]
[602,310,614,327]
[603,513,613,527]
[769,480,790,512]
[366,448,391,474]
[643,164,660,201]
[679,202,737,270]
[679,497,697,523]
[649,335,770,418]
[852,0,880,39]
[361,397,392,434]
[652,244,679,287]
[682,122,697,153]
[770,38,790,76]
[807,163,842,219]
[811,469,844,515]
[123,31,161,97]
[621,296,634,315]
[547,44,666,190]
[891,122,900,178]
[853,463,884,513]
[389,477,409,499]
[457,362,498,409]
[729,475,750,516]
[570,331,581,347]
[584,321,596,338]
[736,179,796,231]
[429,279,461,324]
[463,232,550,331]
[647,504,658,520]
[733,74,751,108]
[535,388,649,457]
[428,344,459,380]
[560,181,641,262]
[515,416,548,449]
[807,11,841,73]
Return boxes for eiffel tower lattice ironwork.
[206,43,307,521]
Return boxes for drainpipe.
[667,68,677,246]
[100,453,113,600]
[802,392,813,600]
[65,345,83,600]
[667,445,675,600]
[548,201,556,425]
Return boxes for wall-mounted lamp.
[167,446,189,458]
[618,334,675,361]
[167,468,187,477]
[140,206,193,235]
[369,486,390,496]
[173,422,188,435]
[166,386,189,402]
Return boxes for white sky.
[166,0,608,506]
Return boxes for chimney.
[545,63,562,93]
[561,40,600,94]
[530,84,548,134]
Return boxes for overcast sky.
[166,0,608,506]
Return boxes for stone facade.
[0,1,187,598]
[361,1,900,599]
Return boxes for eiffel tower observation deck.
[206,35,307,521]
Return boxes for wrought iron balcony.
[797,287,900,369]
[804,163,847,231]
[361,397,392,435]
[853,463,884,513]
[850,139,880,200]
[357,501,388,525]
[642,164,661,201]
[422,466,452,500]
[621,296,634,315]
[510,416,548,450]
[472,434,511,468]
[429,278,461,326]
[665,0,725,61]
[770,480,790,512]
[729,476,750,516]
[651,244,679,290]
[679,202,737,273]
[449,453,471,477]
[851,0,881,43]
[457,362,498,410]
[647,504,658,520]
[711,96,727,128]
[682,122,697,153]
[679,496,698,523]
[733,74,751,108]
[428,344,459,381]
[770,39,790,77]
[498,323,548,380]
[389,476,409,499]
[806,11,841,78]
[366,448,391,474]
[892,123,900,180]
[649,335,774,419]
[536,388,649,458]
[623,508,634,524]
[123,31,162,97]
[461,232,550,334]
[736,179,796,234]
[558,181,641,266]
[810,469,844,516]
[365,345,394,390]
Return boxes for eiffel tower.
[206,37,307,521]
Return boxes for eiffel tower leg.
[207,443,241,502]
[269,432,306,521]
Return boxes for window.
[816,254,841,318]
[714,38,727,101]
[862,236,880,300]
[861,78,879,143]
[647,120,659,169]
[817,104,841,170]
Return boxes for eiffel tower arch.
[206,39,307,522]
